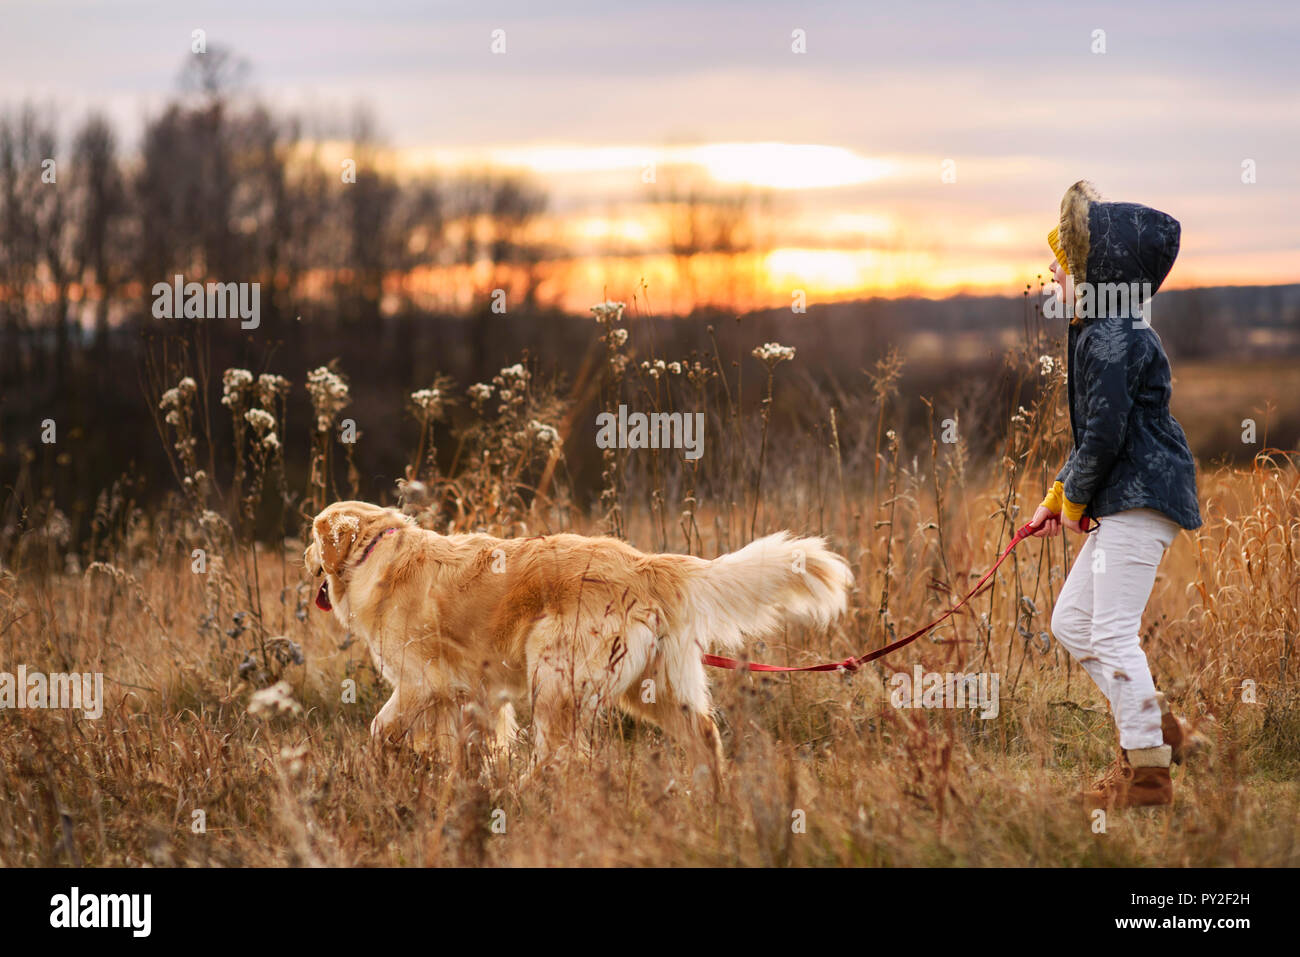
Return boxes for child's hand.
[1030,505,1061,537]
[1063,515,1086,534]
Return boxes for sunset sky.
[4,0,1297,312]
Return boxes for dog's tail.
[676,532,852,654]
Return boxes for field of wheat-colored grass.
[2,311,1297,867]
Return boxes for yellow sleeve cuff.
[1039,481,1064,514]
[1061,495,1087,522]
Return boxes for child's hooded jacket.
[1053,180,1202,530]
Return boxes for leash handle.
[1029,510,1096,533]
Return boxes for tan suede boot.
[1085,745,1173,808]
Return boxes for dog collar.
[355,527,399,567]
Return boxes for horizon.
[4,0,1298,312]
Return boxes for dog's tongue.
[315,580,332,611]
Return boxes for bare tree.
[71,114,128,358]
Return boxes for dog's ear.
[313,507,365,575]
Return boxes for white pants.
[1049,508,1180,751]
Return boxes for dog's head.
[304,500,408,613]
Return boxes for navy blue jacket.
[1056,201,1202,530]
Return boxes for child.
[1031,181,1202,808]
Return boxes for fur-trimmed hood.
[1057,180,1181,293]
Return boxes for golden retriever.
[304,500,851,778]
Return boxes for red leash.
[702,515,1091,674]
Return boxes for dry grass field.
[2,314,1298,868]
